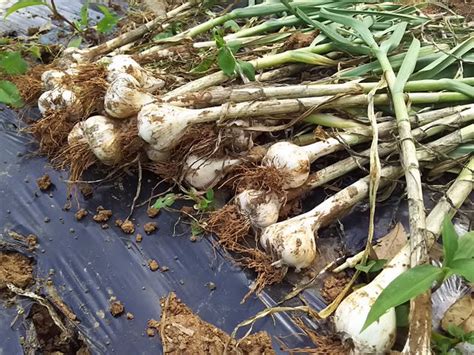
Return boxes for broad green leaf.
[380,22,407,54]
[0,51,28,75]
[237,60,255,81]
[448,258,474,283]
[68,36,82,48]
[355,259,387,274]
[438,79,474,98]
[153,193,176,210]
[217,47,236,76]
[432,331,459,354]
[363,264,444,330]
[4,0,46,18]
[96,5,119,34]
[447,324,467,339]
[442,217,459,267]
[205,188,214,202]
[0,80,24,107]
[393,38,420,93]
[395,303,409,327]
[455,232,474,260]
[213,30,226,49]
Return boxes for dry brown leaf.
[441,295,474,333]
[374,223,407,260]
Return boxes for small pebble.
[44,217,50,223]
[126,312,134,320]
[135,234,143,243]
[69,228,75,234]
[206,282,216,291]
[148,260,159,271]
[189,235,197,242]
[161,266,169,272]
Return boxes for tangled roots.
[206,205,285,299]
[226,164,287,197]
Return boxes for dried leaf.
[373,223,407,260]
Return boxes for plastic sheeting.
[0,106,320,353]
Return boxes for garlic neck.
[184,155,241,190]
[301,138,343,162]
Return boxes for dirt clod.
[149,260,159,271]
[37,174,52,191]
[147,207,160,218]
[153,292,275,354]
[75,208,88,221]
[144,222,157,235]
[321,272,352,304]
[146,327,156,337]
[93,208,112,223]
[0,252,34,292]
[136,234,143,243]
[80,183,94,199]
[110,300,125,317]
[120,220,135,234]
[126,312,135,320]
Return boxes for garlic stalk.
[259,124,473,273]
[104,74,155,119]
[137,95,471,160]
[333,155,474,354]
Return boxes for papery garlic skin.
[137,103,195,153]
[184,155,241,190]
[104,74,155,119]
[145,145,170,162]
[225,120,255,152]
[262,142,310,189]
[68,122,86,145]
[106,55,164,93]
[82,115,121,165]
[333,246,410,354]
[235,189,281,228]
[260,217,316,271]
[38,89,83,119]
[41,70,66,91]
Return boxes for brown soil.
[321,272,352,304]
[0,252,34,292]
[28,303,89,354]
[144,222,157,234]
[147,207,160,218]
[152,292,275,354]
[93,207,113,223]
[148,260,159,271]
[75,208,88,221]
[37,174,53,191]
[284,31,318,50]
[120,220,135,234]
[79,183,94,199]
[110,300,125,317]
[136,234,143,243]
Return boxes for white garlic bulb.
[235,189,281,228]
[81,115,122,165]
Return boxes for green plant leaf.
[380,22,407,54]
[395,303,409,327]
[363,264,444,331]
[236,60,255,81]
[153,30,174,40]
[0,51,28,75]
[393,38,420,93]
[224,19,240,32]
[432,331,459,354]
[447,324,467,339]
[28,45,42,60]
[205,188,214,202]
[4,0,46,18]
[190,56,215,74]
[442,217,459,267]
[355,259,387,274]
[448,258,474,283]
[217,47,236,76]
[96,5,119,34]
[455,232,474,260]
[0,80,24,107]
[68,36,82,48]
[79,0,90,28]
[153,193,177,210]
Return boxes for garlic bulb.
[260,217,317,271]
[38,88,83,119]
[262,142,310,189]
[41,70,66,91]
[137,103,198,154]
[68,122,86,145]
[145,145,170,162]
[333,245,410,353]
[235,189,281,228]
[81,115,122,165]
[106,55,164,93]
[184,155,241,190]
[104,74,155,119]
